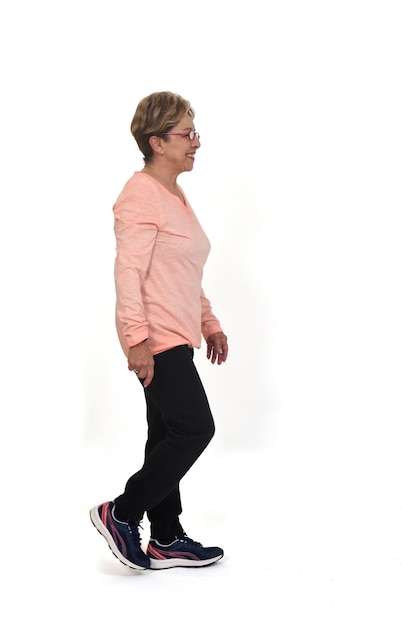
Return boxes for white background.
[1,1,401,624]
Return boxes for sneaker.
[89,501,150,570]
[147,534,224,569]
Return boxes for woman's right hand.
[128,341,154,388]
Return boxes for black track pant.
[114,345,215,541]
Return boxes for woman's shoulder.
[116,171,160,201]
[113,171,164,220]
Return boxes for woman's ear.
[149,135,165,155]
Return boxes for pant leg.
[114,345,215,532]
[143,389,183,540]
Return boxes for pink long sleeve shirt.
[113,171,222,357]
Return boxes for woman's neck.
[142,164,183,202]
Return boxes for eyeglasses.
[163,130,200,141]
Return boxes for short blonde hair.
[131,91,195,163]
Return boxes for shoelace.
[178,535,202,547]
[127,520,143,543]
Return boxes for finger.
[214,342,228,365]
[220,344,228,362]
[217,349,225,364]
[210,347,218,364]
[143,367,154,388]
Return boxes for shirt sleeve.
[113,183,160,348]
[200,288,223,341]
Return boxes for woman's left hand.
[206,332,228,365]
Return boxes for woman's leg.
[114,345,215,531]
[143,390,184,540]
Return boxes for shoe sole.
[149,554,224,570]
[89,506,149,570]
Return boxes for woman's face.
[162,114,201,174]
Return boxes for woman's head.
[131,91,195,163]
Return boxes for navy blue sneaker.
[90,502,150,570]
[147,534,224,569]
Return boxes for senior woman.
[90,91,228,570]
